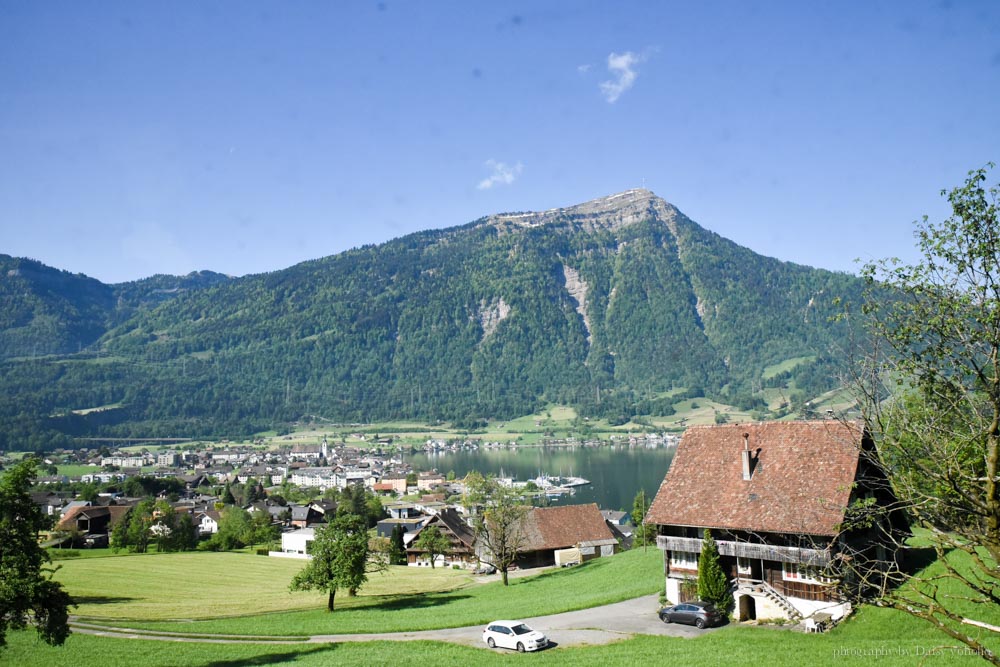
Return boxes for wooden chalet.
[406,508,477,568]
[646,421,906,622]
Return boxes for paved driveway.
[307,594,714,648]
[72,594,719,649]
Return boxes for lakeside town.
[14,433,683,566]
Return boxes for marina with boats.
[408,436,677,511]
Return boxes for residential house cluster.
[276,491,625,573]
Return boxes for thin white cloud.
[599,51,641,103]
[577,64,591,73]
[476,159,523,190]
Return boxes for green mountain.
[0,190,864,448]
[0,256,230,359]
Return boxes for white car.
[482,620,549,652]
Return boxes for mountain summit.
[486,189,678,234]
[0,193,863,444]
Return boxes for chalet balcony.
[656,535,831,566]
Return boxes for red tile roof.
[645,421,863,537]
[522,503,616,551]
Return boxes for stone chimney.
[741,432,753,481]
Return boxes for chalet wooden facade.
[406,508,477,568]
[646,421,906,622]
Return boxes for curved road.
[70,594,714,649]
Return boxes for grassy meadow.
[4,540,998,666]
[58,548,663,634]
[53,551,474,622]
[8,571,1000,666]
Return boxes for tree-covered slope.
[0,256,114,359]
[0,190,865,447]
[0,256,230,360]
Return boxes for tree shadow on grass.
[900,545,939,576]
[72,595,137,605]
[200,644,338,667]
[369,592,472,612]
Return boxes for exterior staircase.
[759,581,802,620]
[732,579,803,621]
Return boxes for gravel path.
[70,594,715,650]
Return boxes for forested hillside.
[0,190,864,448]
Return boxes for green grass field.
[55,552,473,621]
[61,548,663,635]
[55,464,101,477]
[762,356,817,380]
[6,542,999,666]
[8,586,998,667]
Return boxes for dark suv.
[658,601,724,629]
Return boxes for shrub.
[697,530,733,613]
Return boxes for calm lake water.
[407,443,675,513]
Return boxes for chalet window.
[670,551,698,569]
[736,557,752,576]
[782,562,832,585]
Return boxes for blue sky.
[2,1,998,284]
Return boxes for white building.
[290,467,337,490]
[101,454,148,468]
[271,527,315,559]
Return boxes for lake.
[407,442,675,513]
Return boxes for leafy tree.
[203,506,252,551]
[335,486,383,528]
[337,485,368,520]
[0,458,74,649]
[245,481,266,505]
[413,526,451,569]
[365,492,385,528]
[289,514,387,611]
[696,529,731,613]
[631,489,653,548]
[114,499,155,553]
[246,511,278,550]
[172,513,200,551]
[223,506,253,549]
[150,500,177,553]
[855,164,1000,662]
[220,483,236,505]
[123,476,145,498]
[463,473,527,586]
[389,524,407,565]
[109,511,129,552]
